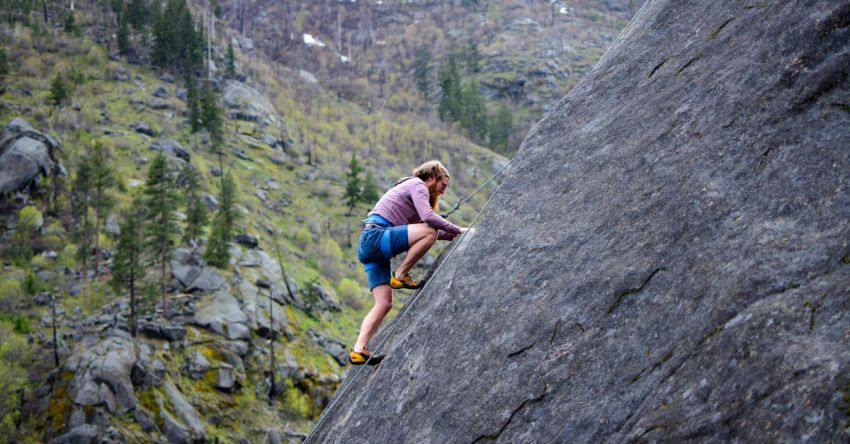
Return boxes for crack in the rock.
[549,319,562,344]
[676,56,701,75]
[507,343,535,358]
[607,268,664,314]
[471,390,547,443]
[648,58,670,78]
[708,17,735,40]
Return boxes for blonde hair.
[413,160,450,181]
[412,160,450,211]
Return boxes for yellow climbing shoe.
[390,273,422,289]
[349,349,384,366]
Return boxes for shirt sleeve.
[410,182,462,236]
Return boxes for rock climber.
[349,160,467,365]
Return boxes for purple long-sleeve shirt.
[368,177,462,240]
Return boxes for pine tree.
[117,16,130,53]
[413,46,432,99]
[0,48,7,93]
[125,0,146,30]
[438,55,462,122]
[465,38,481,74]
[344,153,363,215]
[152,0,202,75]
[488,102,514,153]
[72,157,93,297]
[226,40,236,79]
[200,83,224,145]
[50,72,70,108]
[186,74,202,132]
[143,153,180,318]
[459,79,488,142]
[111,194,145,337]
[361,170,380,205]
[204,172,237,268]
[89,142,116,280]
[180,163,208,244]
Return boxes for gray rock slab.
[187,267,225,293]
[161,380,205,439]
[310,1,850,442]
[193,290,250,340]
[65,336,137,415]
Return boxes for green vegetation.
[152,0,203,75]
[181,164,209,244]
[0,2,516,440]
[143,153,181,317]
[111,195,145,336]
[205,172,237,268]
[49,72,70,108]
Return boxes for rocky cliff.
[310,0,850,442]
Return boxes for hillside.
[309,0,850,442]
[0,2,513,442]
[210,0,634,153]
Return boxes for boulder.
[186,267,225,293]
[213,365,241,393]
[307,329,348,366]
[129,122,156,137]
[299,281,340,313]
[49,424,99,444]
[222,80,279,126]
[193,290,250,340]
[153,86,170,98]
[307,1,850,442]
[64,336,137,419]
[154,380,205,444]
[187,350,211,380]
[112,68,129,82]
[234,233,259,249]
[0,118,59,194]
[201,193,219,211]
[149,139,190,163]
[138,320,186,342]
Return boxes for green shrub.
[313,236,344,282]
[0,279,21,312]
[338,278,364,310]
[294,227,313,251]
[22,270,42,296]
[12,316,29,334]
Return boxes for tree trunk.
[80,209,89,297]
[52,294,59,367]
[161,239,168,319]
[268,288,275,402]
[93,196,101,280]
[42,0,48,23]
[130,272,137,337]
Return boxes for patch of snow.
[560,6,568,14]
[303,33,326,47]
[340,55,350,63]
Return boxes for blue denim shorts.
[358,215,409,290]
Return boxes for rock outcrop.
[0,118,60,194]
[310,1,850,442]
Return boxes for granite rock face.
[311,1,850,442]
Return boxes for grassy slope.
[0,9,504,443]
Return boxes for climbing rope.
[441,156,515,218]
[302,160,514,443]
[592,0,652,71]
